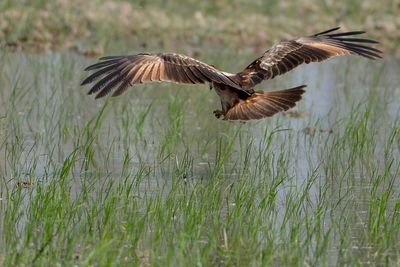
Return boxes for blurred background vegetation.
[1,0,399,56]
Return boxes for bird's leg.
[209,83,213,90]
[213,110,224,119]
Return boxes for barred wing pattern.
[237,27,382,89]
[81,53,241,99]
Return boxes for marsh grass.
[0,49,399,267]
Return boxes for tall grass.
[0,50,399,266]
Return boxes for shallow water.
[0,51,399,265]
[1,53,396,174]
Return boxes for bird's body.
[213,82,238,115]
[81,27,381,121]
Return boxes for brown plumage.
[223,85,306,120]
[81,27,382,121]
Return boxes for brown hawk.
[81,27,381,121]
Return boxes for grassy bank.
[1,0,399,56]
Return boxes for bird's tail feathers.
[224,85,306,121]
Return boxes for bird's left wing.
[236,27,382,89]
[81,53,242,99]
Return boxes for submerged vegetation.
[0,0,400,266]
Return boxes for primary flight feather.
[81,27,382,121]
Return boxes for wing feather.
[140,64,153,83]
[150,61,160,81]
[132,64,147,84]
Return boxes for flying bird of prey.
[81,27,381,121]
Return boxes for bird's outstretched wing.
[81,53,241,98]
[236,27,382,89]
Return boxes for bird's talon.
[213,110,223,119]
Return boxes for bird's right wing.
[81,53,241,98]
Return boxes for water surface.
[0,51,399,265]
